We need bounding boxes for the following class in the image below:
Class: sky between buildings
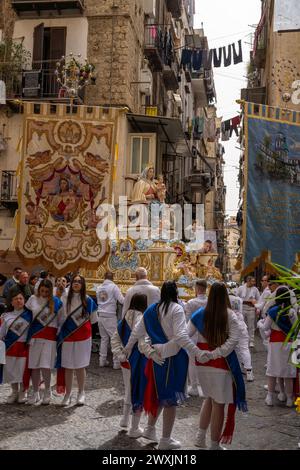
[194,0,261,216]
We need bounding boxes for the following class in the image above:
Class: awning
[127,113,192,157]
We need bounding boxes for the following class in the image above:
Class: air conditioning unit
[143,0,156,18]
[139,68,152,96]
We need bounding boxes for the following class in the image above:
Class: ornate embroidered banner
[16,103,116,274]
[243,102,300,269]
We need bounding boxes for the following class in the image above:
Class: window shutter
[32,23,44,69]
[49,27,66,65]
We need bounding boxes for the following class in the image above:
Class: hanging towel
[202,49,213,69]
[181,49,193,69]
[192,50,203,71]
[223,45,232,67]
[232,40,243,65]
[230,116,241,137]
[213,48,223,68]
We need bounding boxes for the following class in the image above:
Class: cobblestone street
[0,336,299,451]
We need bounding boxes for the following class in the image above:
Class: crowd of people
[0,267,299,450]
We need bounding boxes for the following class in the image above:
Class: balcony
[144,25,164,71]
[0,171,18,213]
[162,61,179,91]
[11,0,85,18]
[166,0,182,19]
[241,86,266,105]
[0,60,85,101]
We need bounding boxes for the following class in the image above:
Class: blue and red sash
[55,296,97,393]
[0,309,33,389]
[268,305,293,337]
[191,307,247,444]
[118,318,147,412]
[142,303,189,417]
[26,297,62,344]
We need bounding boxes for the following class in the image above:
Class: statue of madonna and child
[130,166,170,236]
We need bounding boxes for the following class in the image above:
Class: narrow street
[0,336,299,451]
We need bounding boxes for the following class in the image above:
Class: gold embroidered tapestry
[16,103,116,274]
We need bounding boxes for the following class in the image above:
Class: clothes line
[180,40,243,70]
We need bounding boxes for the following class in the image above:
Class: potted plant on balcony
[0,39,31,99]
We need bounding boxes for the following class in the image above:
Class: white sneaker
[18,390,28,404]
[249,341,255,348]
[158,437,181,450]
[195,431,207,449]
[76,392,85,406]
[246,370,254,382]
[6,392,19,404]
[265,393,274,406]
[277,393,287,403]
[142,425,158,442]
[187,385,199,397]
[113,363,121,370]
[128,427,144,439]
[42,389,52,405]
[61,394,72,406]
[286,397,294,408]
[99,359,109,368]
[120,415,130,428]
[28,392,41,405]
[209,444,226,450]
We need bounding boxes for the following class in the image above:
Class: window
[128,134,156,175]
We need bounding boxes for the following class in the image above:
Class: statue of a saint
[131,166,158,203]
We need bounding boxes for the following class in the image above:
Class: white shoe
[246,370,254,382]
[99,359,109,368]
[286,397,294,408]
[249,341,255,348]
[158,437,181,450]
[209,444,226,450]
[76,392,85,406]
[18,390,28,404]
[61,394,72,406]
[265,393,274,406]
[42,389,52,405]
[128,427,144,439]
[277,393,287,403]
[28,392,41,406]
[142,425,158,442]
[187,385,199,397]
[195,431,207,449]
[6,392,19,404]
[113,363,121,370]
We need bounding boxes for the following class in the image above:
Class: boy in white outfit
[96,272,124,369]
[228,288,254,382]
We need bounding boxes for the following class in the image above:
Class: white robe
[60,294,98,369]
[26,295,63,369]
[0,310,28,384]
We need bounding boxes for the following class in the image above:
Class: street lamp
[55,53,96,109]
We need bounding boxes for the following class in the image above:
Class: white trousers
[236,334,252,370]
[98,316,118,363]
[122,366,132,407]
[242,306,256,343]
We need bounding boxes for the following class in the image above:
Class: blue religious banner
[244,103,300,268]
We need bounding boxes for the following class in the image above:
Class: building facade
[0,0,225,277]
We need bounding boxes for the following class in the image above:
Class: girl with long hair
[57,275,97,406]
[111,293,160,438]
[26,280,63,405]
[258,286,297,407]
[187,282,245,450]
[123,281,208,450]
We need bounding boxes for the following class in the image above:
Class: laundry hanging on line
[181,39,243,70]
[221,115,241,141]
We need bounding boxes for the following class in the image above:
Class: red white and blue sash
[268,305,293,342]
[55,296,97,393]
[0,309,33,388]
[26,297,62,343]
